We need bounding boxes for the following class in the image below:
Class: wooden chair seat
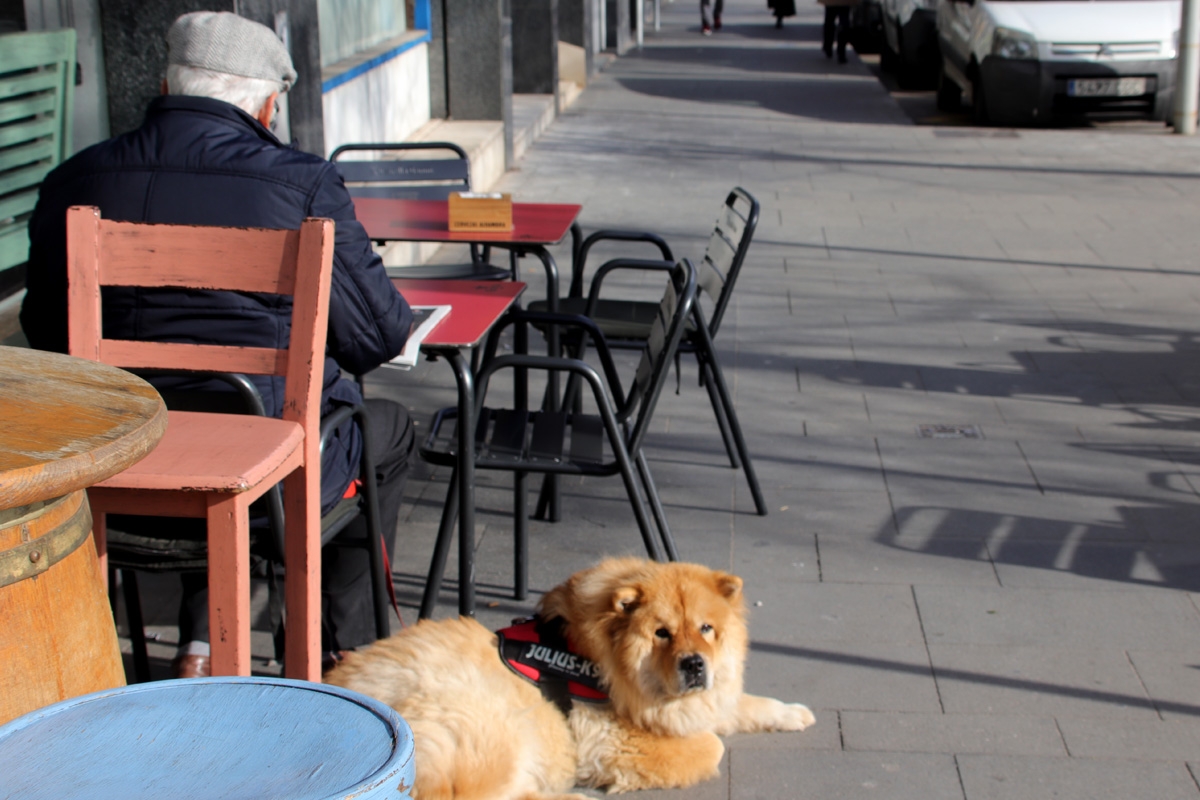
[94,411,303,494]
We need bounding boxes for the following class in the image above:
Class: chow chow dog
[325,557,815,799]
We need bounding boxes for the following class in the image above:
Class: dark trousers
[701,0,723,26]
[179,397,414,652]
[823,6,851,57]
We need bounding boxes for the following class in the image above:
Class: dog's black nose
[679,654,706,688]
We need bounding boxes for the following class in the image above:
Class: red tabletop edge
[393,279,526,349]
[356,198,581,245]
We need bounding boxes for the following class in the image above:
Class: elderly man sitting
[21,11,415,678]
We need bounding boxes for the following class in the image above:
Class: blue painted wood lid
[0,677,415,799]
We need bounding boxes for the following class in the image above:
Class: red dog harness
[496,616,608,714]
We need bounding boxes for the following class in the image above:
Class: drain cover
[917,424,983,439]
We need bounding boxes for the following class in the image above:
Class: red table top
[355,198,581,246]
[393,279,526,349]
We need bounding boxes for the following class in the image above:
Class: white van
[935,0,1181,125]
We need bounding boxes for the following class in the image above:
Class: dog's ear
[715,572,743,600]
[612,585,641,613]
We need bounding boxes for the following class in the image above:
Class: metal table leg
[437,347,476,617]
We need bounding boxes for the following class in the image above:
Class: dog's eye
[655,627,671,640]
[700,623,713,635]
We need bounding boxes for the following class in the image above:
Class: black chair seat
[527,297,702,342]
[424,407,617,474]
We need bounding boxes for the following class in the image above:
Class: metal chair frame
[536,187,767,516]
[416,259,698,618]
[330,141,510,281]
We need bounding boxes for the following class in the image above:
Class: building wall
[321,39,431,158]
[22,0,111,152]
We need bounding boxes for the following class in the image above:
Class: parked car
[935,0,1181,126]
[881,0,939,86]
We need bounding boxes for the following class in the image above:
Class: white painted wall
[322,42,431,158]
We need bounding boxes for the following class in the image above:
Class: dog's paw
[773,702,816,731]
[729,695,817,734]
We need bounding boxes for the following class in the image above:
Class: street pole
[1174,0,1200,133]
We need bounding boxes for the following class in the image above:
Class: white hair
[166,64,283,117]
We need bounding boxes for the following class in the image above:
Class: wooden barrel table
[0,345,167,726]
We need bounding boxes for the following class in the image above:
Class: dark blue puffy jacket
[21,94,413,512]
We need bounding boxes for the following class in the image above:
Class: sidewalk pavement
[133,0,1200,796]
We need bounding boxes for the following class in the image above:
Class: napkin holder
[448,192,514,232]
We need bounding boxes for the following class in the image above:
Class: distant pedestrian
[701,0,723,34]
[768,0,796,28]
[819,0,860,62]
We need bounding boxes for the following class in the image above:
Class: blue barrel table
[0,677,415,799]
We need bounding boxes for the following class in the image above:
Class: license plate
[1067,77,1147,97]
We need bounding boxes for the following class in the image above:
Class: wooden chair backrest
[697,187,759,338]
[0,29,76,277]
[330,141,472,201]
[65,205,336,429]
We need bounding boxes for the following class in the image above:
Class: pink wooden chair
[66,205,334,681]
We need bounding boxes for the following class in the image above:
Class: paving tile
[725,718,842,753]
[732,488,895,542]
[928,644,1159,719]
[876,437,1041,496]
[841,711,1066,757]
[914,585,1200,649]
[1058,716,1200,761]
[817,531,1000,587]
[730,750,964,800]
[747,639,942,714]
[957,755,1200,800]
[1127,649,1200,722]
[744,582,925,646]
[991,540,1200,593]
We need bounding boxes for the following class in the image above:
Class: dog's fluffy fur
[325,558,815,799]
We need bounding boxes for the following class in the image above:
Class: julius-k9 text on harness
[496,616,608,714]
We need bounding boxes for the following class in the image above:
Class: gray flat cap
[168,11,297,91]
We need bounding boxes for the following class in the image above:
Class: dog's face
[540,558,750,734]
[609,567,742,697]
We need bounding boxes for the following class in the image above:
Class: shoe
[824,47,833,58]
[775,17,783,29]
[713,13,721,30]
[171,653,211,679]
[701,23,712,35]
[838,52,847,64]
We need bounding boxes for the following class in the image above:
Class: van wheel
[971,75,989,125]
[936,64,961,111]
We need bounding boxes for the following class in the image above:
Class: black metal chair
[330,141,511,281]
[416,259,699,618]
[529,188,767,516]
[108,373,392,682]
